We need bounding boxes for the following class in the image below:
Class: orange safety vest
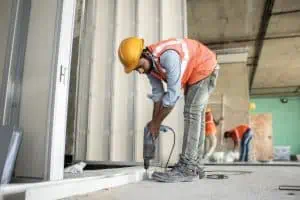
[230,124,250,142]
[147,38,217,88]
[205,111,217,136]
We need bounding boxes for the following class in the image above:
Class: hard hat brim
[124,65,136,73]
[119,38,144,74]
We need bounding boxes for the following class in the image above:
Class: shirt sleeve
[147,74,165,102]
[160,50,181,107]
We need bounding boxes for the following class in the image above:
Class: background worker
[118,37,219,182]
[204,107,223,160]
[224,124,253,162]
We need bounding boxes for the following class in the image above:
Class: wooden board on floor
[250,114,273,161]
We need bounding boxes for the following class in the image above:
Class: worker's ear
[141,48,152,58]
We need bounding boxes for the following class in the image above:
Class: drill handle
[144,124,172,141]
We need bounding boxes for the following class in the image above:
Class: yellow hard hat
[118,37,144,74]
[249,102,256,111]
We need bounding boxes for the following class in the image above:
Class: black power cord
[163,126,176,170]
[154,127,253,179]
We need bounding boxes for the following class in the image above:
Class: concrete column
[209,60,250,151]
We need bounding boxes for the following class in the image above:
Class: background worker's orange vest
[205,111,217,136]
[230,124,250,142]
[147,38,217,88]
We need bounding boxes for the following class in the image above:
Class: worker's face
[136,58,151,74]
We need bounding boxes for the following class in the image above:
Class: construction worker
[118,37,219,182]
[224,124,253,162]
[204,107,223,160]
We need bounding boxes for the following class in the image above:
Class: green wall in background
[250,97,300,155]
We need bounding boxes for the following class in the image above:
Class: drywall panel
[86,0,116,161]
[15,0,58,179]
[74,0,96,161]
[250,114,273,161]
[66,0,86,156]
[134,0,160,162]
[66,37,79,156]
[251,97,300,154]
[0,0,12,95]
[87,0,187,165]
[110,0,137,161]
[158,0,187,165]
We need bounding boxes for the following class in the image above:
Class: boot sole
[152,173,197,183]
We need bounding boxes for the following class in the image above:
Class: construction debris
[64,162,87,175]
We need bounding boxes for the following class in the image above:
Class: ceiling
[187,0,300,97]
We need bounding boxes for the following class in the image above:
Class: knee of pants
[183,111,201,121]
[184,106,205,121]
[184,104,205,114]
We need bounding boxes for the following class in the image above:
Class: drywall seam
[110,0,119,160]
[182,0,188,37]
[133,0,139,161]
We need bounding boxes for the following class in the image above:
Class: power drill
[143,125,170,170]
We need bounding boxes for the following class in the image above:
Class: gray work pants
[180,65,219,170]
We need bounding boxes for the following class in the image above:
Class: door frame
[45,0,77,181]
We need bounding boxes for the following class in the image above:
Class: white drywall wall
[86,0,187,165]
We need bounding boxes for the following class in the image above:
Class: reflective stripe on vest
[151,39,190,82]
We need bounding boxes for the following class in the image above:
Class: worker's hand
[147,121,160,138]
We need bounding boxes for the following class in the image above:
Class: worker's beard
[141,50,154,74]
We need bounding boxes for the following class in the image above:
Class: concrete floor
[65,166,300,200]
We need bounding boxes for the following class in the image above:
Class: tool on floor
[205,170,252,175]
[143,125,175,170]
[279,185,300,191]
[206,174,228,179]
[204,170,252,180]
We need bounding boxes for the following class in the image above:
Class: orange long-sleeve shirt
[230,124,250,142]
